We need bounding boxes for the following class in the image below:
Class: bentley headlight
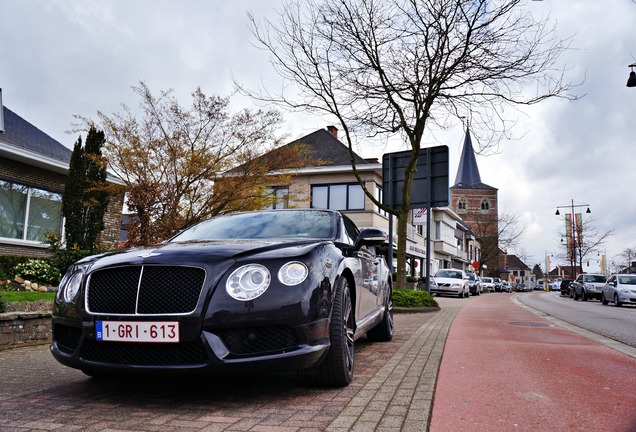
[278,262,309,286]
[226,264,271,301]
[56,264,90,303]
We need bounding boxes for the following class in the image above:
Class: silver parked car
[601,274,636,307]
[570,273,607,301]
[431,269,470,298]
[481,277,495,292]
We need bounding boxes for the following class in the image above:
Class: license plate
[96,321,179,343]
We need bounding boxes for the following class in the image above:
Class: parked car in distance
[550,280,561,291]
[559,279,574,297]
[493,277,502,292]
[514,283,527,292]
[431,269,470,298]
[601,274,636,307]
[50,209,393,387]
[481,277,495,292]
[467,272,481,296]
[570,273,608,301]
[500,281,511,293]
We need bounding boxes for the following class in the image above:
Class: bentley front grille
[86,266,206,315]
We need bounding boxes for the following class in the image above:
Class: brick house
[256,125,480,277]
[0,89,123,258]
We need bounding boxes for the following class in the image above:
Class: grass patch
[393,289,438,308]
[1,291,55,302]
[1,290,55,313]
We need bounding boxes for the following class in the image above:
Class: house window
[266,186,289,209]
[311,184,364,210]
[0,180,63,243]
[374,184,387,216]
[480,198,490,211]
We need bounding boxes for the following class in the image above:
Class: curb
[394,306,440,314]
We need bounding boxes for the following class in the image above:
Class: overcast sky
[2,0,636,274]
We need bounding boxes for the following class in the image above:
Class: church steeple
[454,129,481,186]
[452,129,495,190]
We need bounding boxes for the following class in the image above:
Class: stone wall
[0,311,52,349]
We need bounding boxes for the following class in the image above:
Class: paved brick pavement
[0,299,464,432]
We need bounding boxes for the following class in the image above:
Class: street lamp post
[555,199,591,279]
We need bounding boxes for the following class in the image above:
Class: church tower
[450,129,500,276]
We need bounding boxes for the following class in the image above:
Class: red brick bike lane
[429,293,636,432]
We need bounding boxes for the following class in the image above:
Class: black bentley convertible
[50,209,393,387]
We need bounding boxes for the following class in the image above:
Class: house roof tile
[1,106,71,163]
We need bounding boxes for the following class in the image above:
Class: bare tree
[77,82,309,246]
[461,210,523,277]
[616,247,636,272]
[245,0,579,288]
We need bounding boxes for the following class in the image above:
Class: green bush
[0,255,29,276]
[12,259,62,286]
[393,289,438,308]
[0,294,6,313]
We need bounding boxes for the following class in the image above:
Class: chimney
[327,125,338,138]
[0,88,4,133]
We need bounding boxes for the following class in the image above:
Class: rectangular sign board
[382,146,449,209]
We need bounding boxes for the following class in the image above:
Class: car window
[584,275,607,283]
[171,210,336,241]
[341,215,360,244]
[435,270,461,278]
[618,275,636,285]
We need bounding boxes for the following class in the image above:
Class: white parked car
[481,277,495,292]
[431,269,470,298]
[500,281,512,293]
[601,274,636,307]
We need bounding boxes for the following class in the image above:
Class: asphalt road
[516,290,636,348]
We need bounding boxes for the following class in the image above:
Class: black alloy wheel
[313,276,354,387]
[366,288,393,342]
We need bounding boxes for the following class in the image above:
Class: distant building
[505,254,532,287]
[449,129,499,276]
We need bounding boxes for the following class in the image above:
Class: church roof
[451,129,497,191]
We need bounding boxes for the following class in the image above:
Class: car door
[341,216,379,320]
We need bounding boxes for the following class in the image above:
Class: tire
[573,289,579,300]
[366,288,393,342]
[601,293,609,305]
[581,291,588,301]
[313,277,355,387]
[614,293,623,307]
